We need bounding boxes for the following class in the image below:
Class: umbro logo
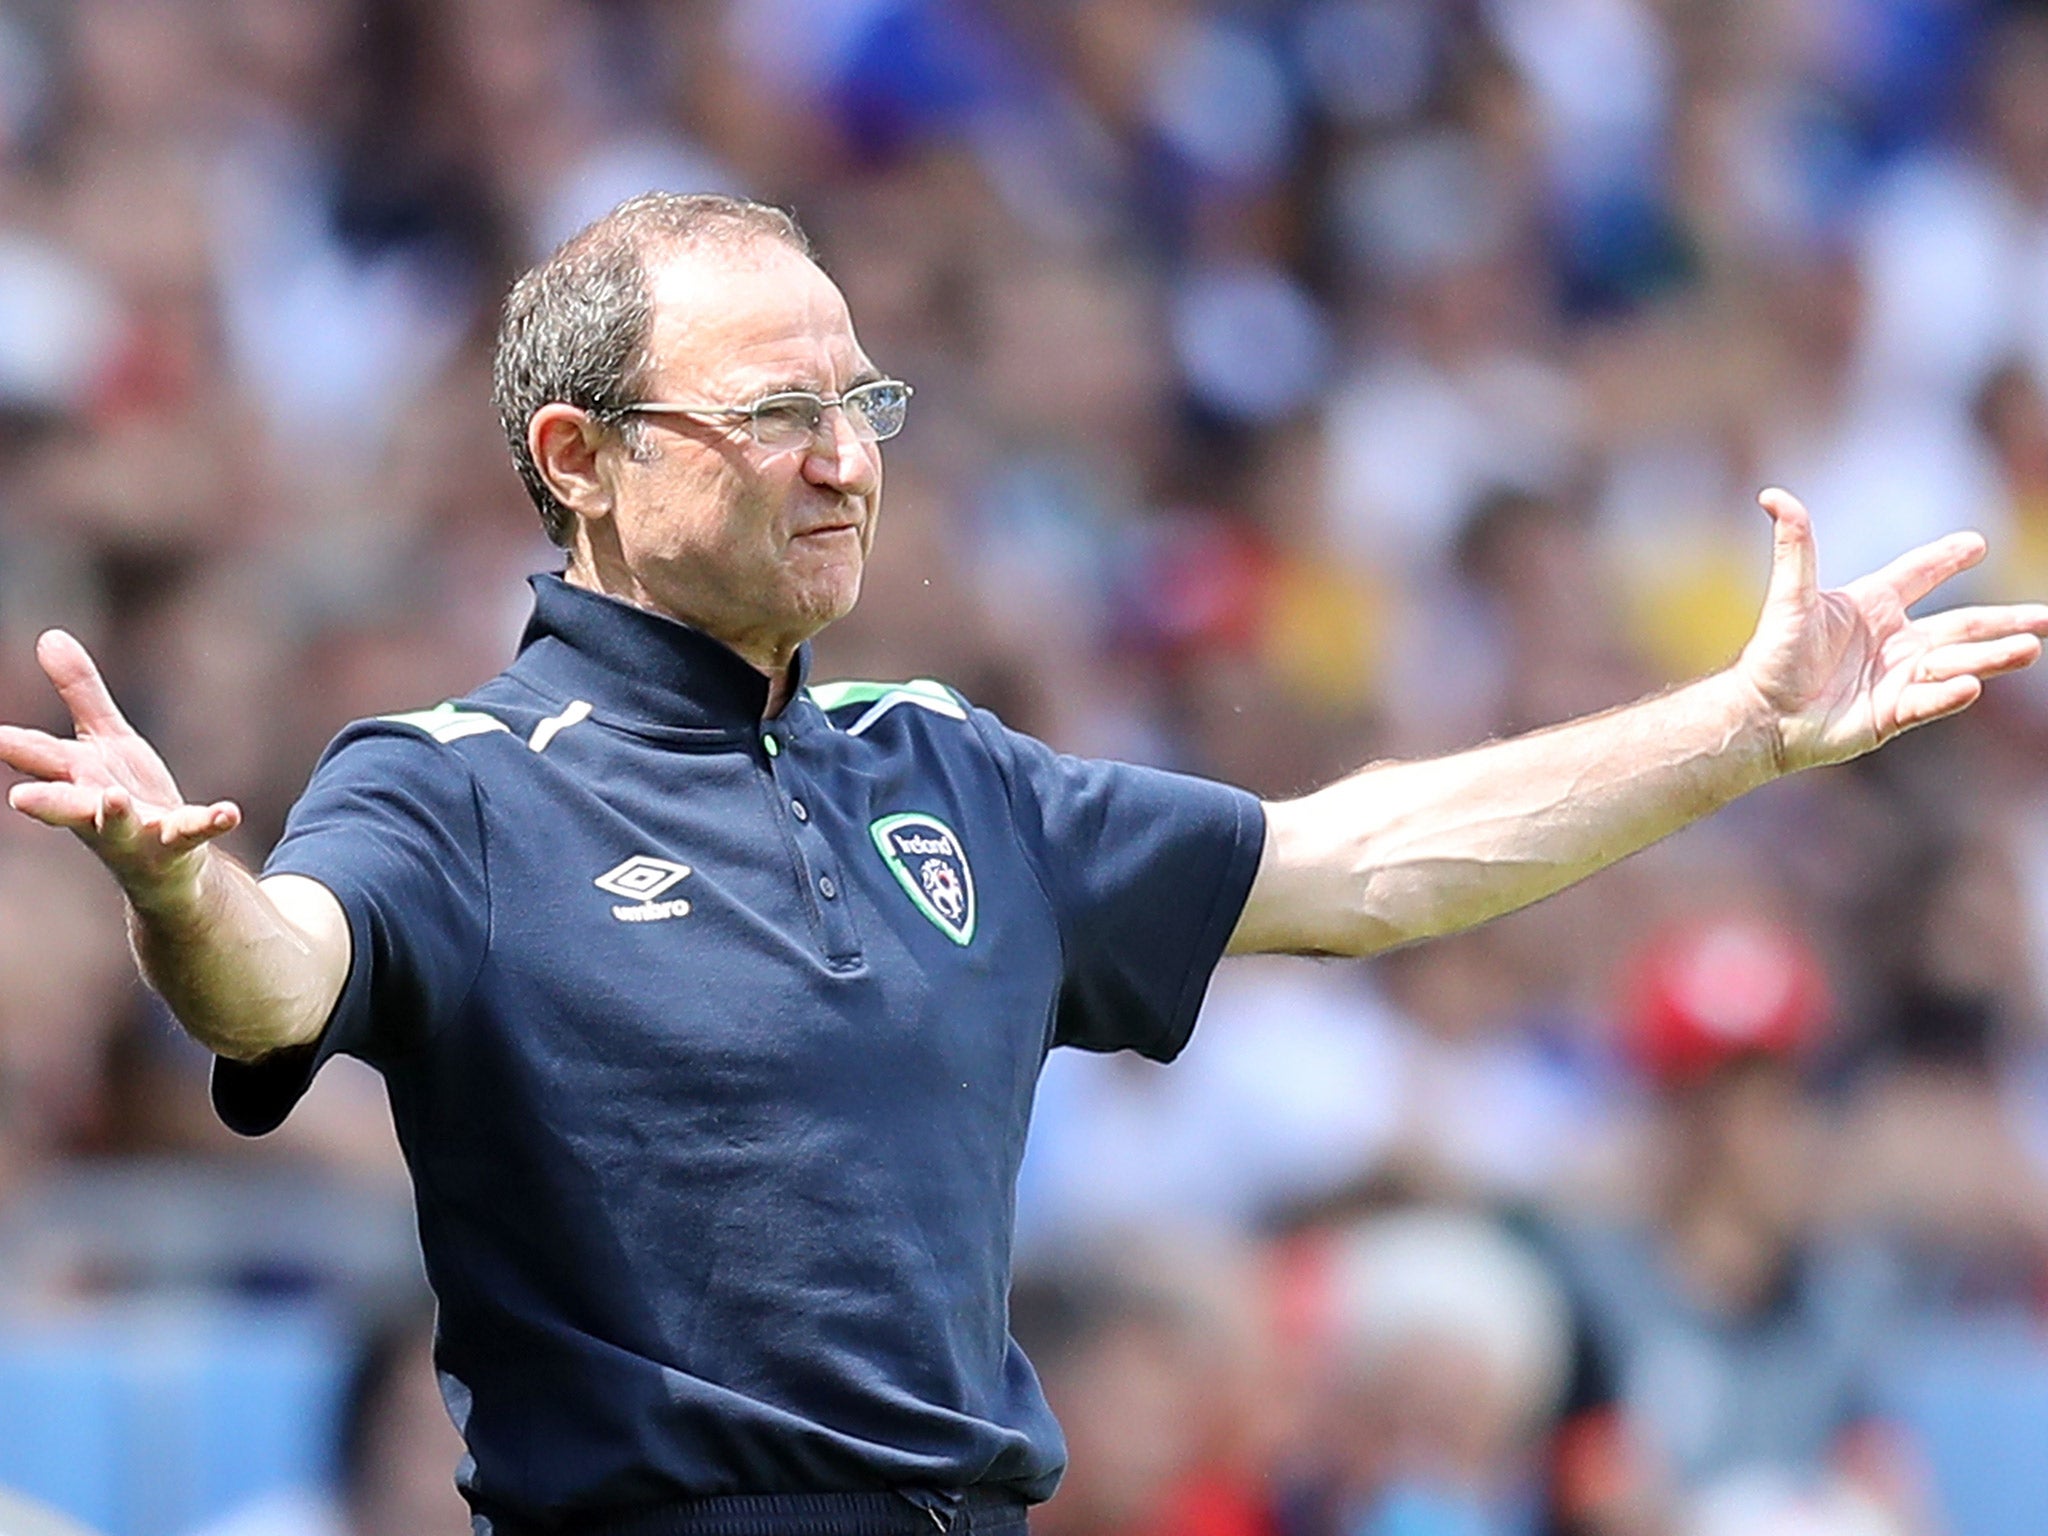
[595,855,692,922]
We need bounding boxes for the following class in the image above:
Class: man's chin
[790,566,864,635]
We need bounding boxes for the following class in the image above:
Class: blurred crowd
[5,0,2048,1532]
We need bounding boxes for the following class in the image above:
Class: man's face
[592,240,884,663]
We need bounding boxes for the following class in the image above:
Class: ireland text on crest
[869,813,976,945]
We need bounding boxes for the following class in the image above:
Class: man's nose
[802,406,880,495]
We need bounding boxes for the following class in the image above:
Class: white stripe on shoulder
[528,699,593,753]
[846,690,967,736]
[809,678,967,736]
[378,703,512,745]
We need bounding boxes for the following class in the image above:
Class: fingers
[6,778,104,829]
[1757,487,1817,611]
[1914,603,2048,647]
[0,724,77,780]
[1756,488,1997,617]
[1895,676,1983,732]
[1915,634,2044,684]
[35,629,135,739]
[98,786,240,849]
[95,782,140,838]
[1849,531,1988,612]
[7,777,239,853]
[1885,625,2043,735]
[154,799,241,851]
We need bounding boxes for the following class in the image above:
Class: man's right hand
[1,629,242,909]
[3,629,347,1061]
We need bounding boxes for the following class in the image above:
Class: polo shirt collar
[513,573,811,729]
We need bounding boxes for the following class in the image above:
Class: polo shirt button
[791,799,809,822]
[763,734,781,758]
[818,875,837,900]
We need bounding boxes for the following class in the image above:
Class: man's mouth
[792,519,861,541]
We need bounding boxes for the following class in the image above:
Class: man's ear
[529,405,617,522]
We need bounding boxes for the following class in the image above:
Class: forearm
[125,853,345,1062]
[1237,671,1779,955]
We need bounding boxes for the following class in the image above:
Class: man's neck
[563,558,798,717]
[761,664,800,718]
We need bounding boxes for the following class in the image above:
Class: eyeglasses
[616,379,913,451]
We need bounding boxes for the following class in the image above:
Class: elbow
[155,993,329,1064]
[1237,797,1410,957]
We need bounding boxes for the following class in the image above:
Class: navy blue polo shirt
[213,575,1265,1525]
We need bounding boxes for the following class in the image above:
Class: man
[2,192,2045,1534]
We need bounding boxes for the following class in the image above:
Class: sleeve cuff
[209,880,376,1136]
[1150,787,1267,1064]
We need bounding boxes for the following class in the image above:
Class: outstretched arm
[1229,490,2048,957]
[0,630,347,1060]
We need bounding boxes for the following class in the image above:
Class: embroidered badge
[870,813,975,945]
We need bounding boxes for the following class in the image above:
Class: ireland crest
[870,813,975,945]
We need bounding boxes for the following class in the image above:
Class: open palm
[0,630,241,893]
[1736,489,2048,771]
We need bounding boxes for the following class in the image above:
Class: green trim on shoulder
[807,680,890,711]
[809,678,953,711]
[377,702,512,745]
[808,679,966,734]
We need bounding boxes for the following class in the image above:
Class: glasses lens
[845,381,910,441]
[749,393,826,448]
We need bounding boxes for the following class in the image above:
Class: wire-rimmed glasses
[617,379,913,452]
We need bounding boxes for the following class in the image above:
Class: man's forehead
[642,240,865,384]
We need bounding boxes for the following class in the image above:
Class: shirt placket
[759,723,862,967]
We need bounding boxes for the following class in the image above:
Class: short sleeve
[973,712,1265,1061]
[211,723,491,1136]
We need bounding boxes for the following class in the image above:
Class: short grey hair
[491,191,813,546]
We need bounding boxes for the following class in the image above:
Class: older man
[3,192,2045,1535]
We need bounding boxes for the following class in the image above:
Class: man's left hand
[1736,487,2048,773]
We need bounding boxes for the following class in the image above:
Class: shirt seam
[329,737,494,1060]
[963,707,1069,1031]
[464,753,494,1025]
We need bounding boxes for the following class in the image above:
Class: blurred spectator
[1834,833,2048,1320]
[1017,957,1409,1248]
[1973,358,2048,608]
[1547,915,1923,1536]
[182,1303,468,1536]
[1279,1204,1575,1536]
[1011,1246,1281,1536]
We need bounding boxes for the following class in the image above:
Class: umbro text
[612,899,692,923]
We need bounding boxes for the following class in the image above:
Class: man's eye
[752,397,822,440]
[848,384,907,430]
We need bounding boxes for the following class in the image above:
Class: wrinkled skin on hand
[0,629,242,904]
[1735,488,2048,772]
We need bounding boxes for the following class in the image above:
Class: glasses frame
[614,379,914,450]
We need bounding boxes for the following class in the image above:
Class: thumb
[37,628,135,739]
[1758,487,1817,613]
